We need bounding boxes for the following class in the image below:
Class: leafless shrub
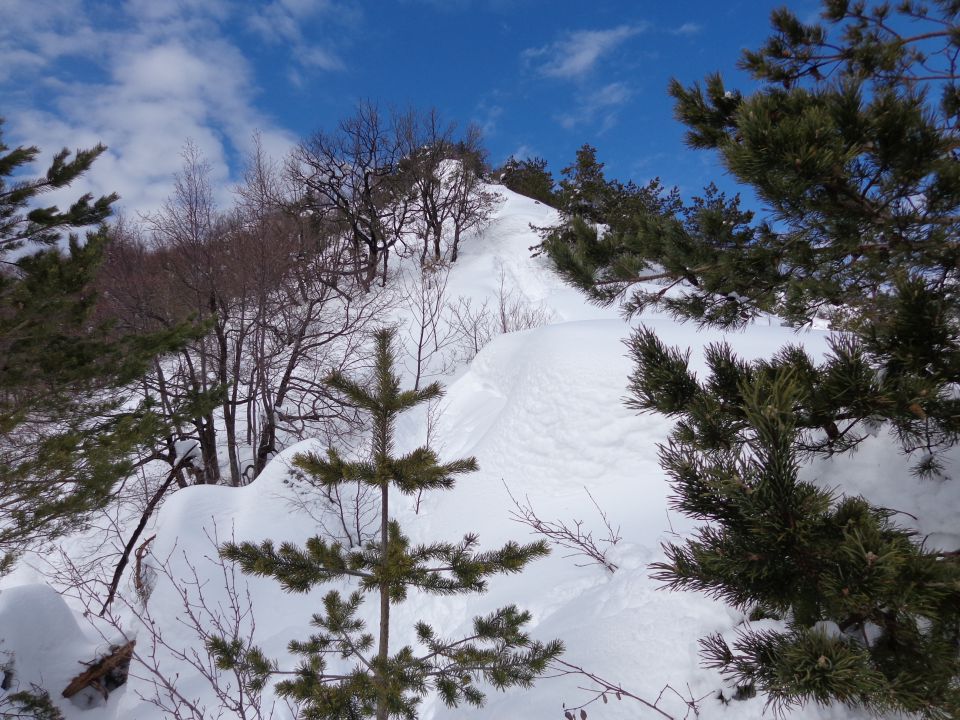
[281,465,379,549]
[40,524,294,720]
[491,263,553,335]
[446,295,494,362]
[504,483,621,573]
[120,527,288,720]
[448,263,553,362]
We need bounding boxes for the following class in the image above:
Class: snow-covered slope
[2,186,957,720]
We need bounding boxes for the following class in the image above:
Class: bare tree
[446,125,500,262]
[289,102,414,289]
[396,110,500,264]
[99,141,386,490]
[396,108,457,264]
[132,142,232,484]
[235,143,389,475]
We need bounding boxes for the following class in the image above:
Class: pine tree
[554,145,681,230]
[632,330,960,717]
[556,144,610,223]
[497,156,556,205]
[0,118,196,572]
[220,328,562,720]
[544,2,960,716]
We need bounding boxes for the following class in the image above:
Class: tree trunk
[432,220,443,261]
[221,367,242,486]
[420,234,429,265]
[364,243,379,290]
[376,479,390,720]
[198,414,221,484]
[451,226,461,263]
[375,403,391,720]
[254,410,277,478]
[180,347,221,484]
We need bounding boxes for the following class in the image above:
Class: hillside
[1,186,957,720]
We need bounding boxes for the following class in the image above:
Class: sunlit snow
[2,186,957,720]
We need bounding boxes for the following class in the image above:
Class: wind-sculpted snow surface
[2,185,957,720]
[0,585,105,714]
[111,315,847,720]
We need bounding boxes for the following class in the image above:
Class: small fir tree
[544,1,960,716]
[220,329,562,720]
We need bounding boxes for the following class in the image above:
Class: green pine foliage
[553,144,682,230]
[634,335,960,717]
[557,145,611,223]
[220,329,562,720]
[541,143,681,261]
[0,120,117,253]
[543,2,960,717]
[497,156,557,205]
[0,118,197,572]
[2,686,66,720]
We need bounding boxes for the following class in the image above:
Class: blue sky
[1,0,819,216]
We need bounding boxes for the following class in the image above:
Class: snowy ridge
[2,185,957,720]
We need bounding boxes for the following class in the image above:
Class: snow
[0,585,119,717]
[173,439,201,465]
[1,184,955,720]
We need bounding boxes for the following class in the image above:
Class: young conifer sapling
[219,328,562,719]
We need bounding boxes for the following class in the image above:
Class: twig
[504,482,620,573]
[550,659,710,720]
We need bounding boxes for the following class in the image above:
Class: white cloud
[523,24,645,80]
[590,81,632,107]
[300,46,345,71]
[509,144,536,161]
[123,0,232,25]
[556,81,633,132]
[1,0,298,217]
[398,0,525,11]
[474,98,504,137]
[0,0,101,81]
[247,0,347,72]
[671,22,702,36]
